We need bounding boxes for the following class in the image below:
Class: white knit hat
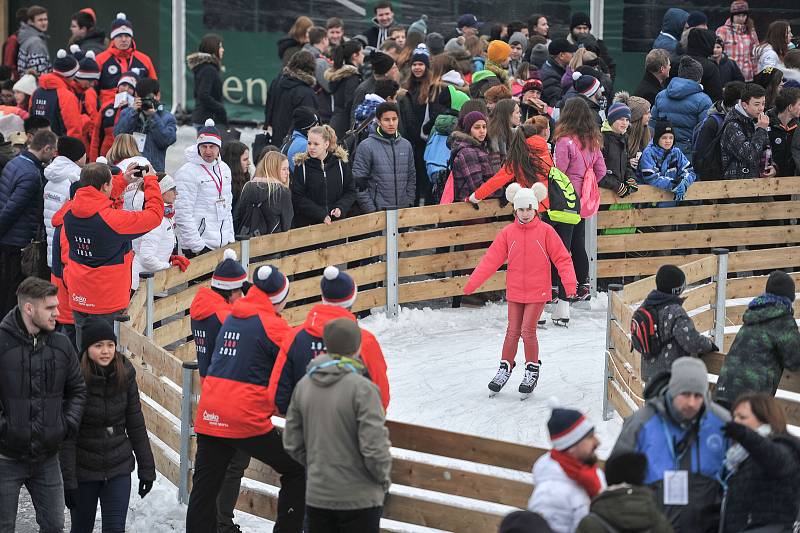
[159,175,176,194]
[12,74,37,96]
[506,182,548,211]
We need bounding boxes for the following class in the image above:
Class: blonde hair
[288,16,313,43]
[255,151,290,187]
[106,133,141,164]
[568,48,598,71]
[308,125,348,162]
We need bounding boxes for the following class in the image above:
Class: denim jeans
[69,474,131,533]
[0,453,65,533]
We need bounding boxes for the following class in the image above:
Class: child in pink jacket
[464,183,577,396]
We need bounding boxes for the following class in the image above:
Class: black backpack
[692,113,725,181]
[431,146,463,204]
[630,305,663,358]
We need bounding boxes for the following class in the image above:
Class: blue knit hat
[197,118,222,148]
[606,102,631,125]
[53,49,79,78]
[321,266,358,308]
[411,44,430,68]
[253,265,290,304]
[211,249,247,290]
[547,402,594,451]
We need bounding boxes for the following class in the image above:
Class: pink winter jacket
[464,217,577,303]
[553,137,606,202]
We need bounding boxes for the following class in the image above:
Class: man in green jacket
[715,270,800,408]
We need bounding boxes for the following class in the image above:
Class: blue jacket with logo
[612,373,730,532]
[0,152,45,247]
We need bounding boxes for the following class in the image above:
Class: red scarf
[550,449,603,498]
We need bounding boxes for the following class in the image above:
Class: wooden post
[712,248,729,351]
[604,284,623,421]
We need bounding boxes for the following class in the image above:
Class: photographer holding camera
[114,78,177,172]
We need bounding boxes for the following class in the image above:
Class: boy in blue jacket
[638,121,696,205]
[114,78,176,172]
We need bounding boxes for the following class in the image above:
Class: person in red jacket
[69,44,100,148]
[50,181,83,350]
[464,183,577,397]
[468,123,553,210]
[187,264,305,533]
[187,248,249,533]
[63,162,163,349]
[95,13,157,107]
[90,71,138,161]
[268,265,390,415]
[29,49,84,139]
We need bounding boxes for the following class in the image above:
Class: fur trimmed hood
[283,66,316,87]
[186,51,220,70]
[294,148,349,165]
[324,64,359,83]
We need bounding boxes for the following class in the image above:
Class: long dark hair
[199,33,223,61]
[332,40,362,70]
[221,141,251,202]
[403,57,432,105]
[762,20,791,60]
[553,98,603,151]
[503,126,546,186]
[81,349,128,391]
[488,99,518,155]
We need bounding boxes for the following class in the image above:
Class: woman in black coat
[327,40,364,140]
[290,125,356,228]
[188,33,227,128]
[264,51,318,150]
[235,151,293,236]
[60,320,156,533]
[722,393,800,533]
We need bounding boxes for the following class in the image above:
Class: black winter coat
[723,430,800,533]
[767,110,798,177]
[0,151,45,248]
[265,67,318,149]
[539,57,567,106]
[290,152,356,228]
[634,71,665,106]
[233,180,293,236]
[0,308,86,462]
[72,29,106,56]
[188,52,227,126]
[600,127,635,193]
[59,356,155,489]
[715,54,744,87]
[669,29,722,103]
[326,65,362,139]
[720,108,770,180]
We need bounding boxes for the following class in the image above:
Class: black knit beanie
[766,270,795,301]
[656,265,686,295]
[80,319,117,356]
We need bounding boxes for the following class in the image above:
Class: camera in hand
[133,165,148,178]
[140,97,157,112]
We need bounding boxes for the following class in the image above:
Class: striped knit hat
[110,12,133,39]
[321,266,358,308]
[197,118,222,148]
[211,249,247,290]
[70,45,101,80]
[53,49,79,78]
[548,403,594,451]
[253,265,290,304]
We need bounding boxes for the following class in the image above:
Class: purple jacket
[450,131,495,201]
[553,136,606,200]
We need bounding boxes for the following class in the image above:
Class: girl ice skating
[464,183,577,398]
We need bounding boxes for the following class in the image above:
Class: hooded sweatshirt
[43,156,82,267]
[283,353,392,510]
[679,29,722,102]
[190,287,233,378]
[16,22,50,75]
[30,73,84,138]
[652,9,689,54]
[173,144,235,253]
[269,304,390,415]
[64,174,163,315]
[194,287,292,439]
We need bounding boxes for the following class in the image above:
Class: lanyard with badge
[661,417,695,506]
[202,164,226,218]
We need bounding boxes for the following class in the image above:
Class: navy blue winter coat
[652,8,689,54]
[650,77,713,158]
[0,152,45,248]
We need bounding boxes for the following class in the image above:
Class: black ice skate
[488,360,514,396]
[519,362,541,399]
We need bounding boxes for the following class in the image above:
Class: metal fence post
[603,283,623,421]
[712,248,729,352]
[141,273,155,339]
[236,236,250,271]
[585,214,598,298]
[178,360,198,505]
[113,315,131,353]
[385,208,399,319]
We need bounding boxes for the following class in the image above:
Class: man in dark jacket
[0,129,57,316]
[539,38,577,106]
[114,77,177,172]
[767,87,800,177]
[354,102,415,212]
[363,0,395,48]
[69,9,106,55]
[0,277,87,532]
[612,357,729,533]
[350,51,399,125]
[635,49,671,106]
[720,82,771,180]
[652,8,689,54]
[264,51,318,148]
[670,28,722,103]
[715,271,800,408]
[566,12,616,79]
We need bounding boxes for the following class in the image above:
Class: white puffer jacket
[131,214,177,290]
[527,452,606,533]
[43,156,81,267]
[173,145,234,253]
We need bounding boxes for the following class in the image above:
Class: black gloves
[722,421,748,443]
[184,247,213,260]
[616,180,638,198]
[64,488,78,510]
[139,479,153,498]
[498,193,509,208]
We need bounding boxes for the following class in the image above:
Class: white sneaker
[552,299,570,327]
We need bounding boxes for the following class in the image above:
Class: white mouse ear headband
[506,182,548,210]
